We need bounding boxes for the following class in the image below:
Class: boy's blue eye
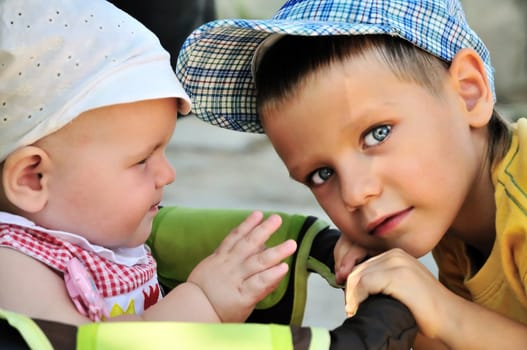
[364,125,391,147]
[310,167,333,185]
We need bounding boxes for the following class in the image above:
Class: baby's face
[37,98,178,248]
[263,54,486,258]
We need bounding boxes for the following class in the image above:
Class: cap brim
[176,19,388,133]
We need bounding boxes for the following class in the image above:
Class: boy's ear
[2,146,51,213]
[448,48,494,128]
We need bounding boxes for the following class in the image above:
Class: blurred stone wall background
[462,0,527,116]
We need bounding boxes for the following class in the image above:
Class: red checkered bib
[0,220,162,319]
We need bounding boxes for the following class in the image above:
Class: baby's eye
[136,150,158,166]
[310,167,334,185]
[136,154,152,166]
[364,125,391,147]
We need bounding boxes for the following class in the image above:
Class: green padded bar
[147,206,332,325]
[0,308,54,350]
[1,307,331,350]
[77,321,329,350]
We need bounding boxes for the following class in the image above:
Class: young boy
[176,0,527,348]
[0,0,297,325]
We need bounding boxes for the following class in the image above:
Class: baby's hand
[334,235,369,285]
[187,211,297,322]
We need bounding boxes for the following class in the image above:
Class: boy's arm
[345,248,527,349]
[433,293,527,349]
[413,332,449,350]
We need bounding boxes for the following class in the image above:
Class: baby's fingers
[253,238,297,271]
[238,238,296,291]
[240,262,291,303]
[227,214,284,257]
[216,211,268,253]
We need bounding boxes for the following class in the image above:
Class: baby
[0,0,295,325]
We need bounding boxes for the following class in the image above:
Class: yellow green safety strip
[0,308,54,350]
[0,309,332,350]
[78,322,300,350]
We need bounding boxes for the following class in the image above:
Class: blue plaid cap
[176,0,495,133]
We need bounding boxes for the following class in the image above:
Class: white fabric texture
[0,0,191,161]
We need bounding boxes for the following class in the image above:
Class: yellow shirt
[433,118,527,324]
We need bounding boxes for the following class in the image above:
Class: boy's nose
[340,167,381,211]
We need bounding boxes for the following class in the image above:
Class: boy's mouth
[367,207,412,237]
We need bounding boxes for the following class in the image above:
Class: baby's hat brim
[176,0,494,134]
[0,0,191,161]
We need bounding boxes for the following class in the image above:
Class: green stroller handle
[147,206,339,325]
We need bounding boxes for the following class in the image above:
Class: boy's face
[36,98,178,249]
[263,54,486,258]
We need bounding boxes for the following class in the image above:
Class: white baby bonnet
[0,0,191,161]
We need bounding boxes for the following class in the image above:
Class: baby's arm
[0,211,296,325]
[0,247,89,325]
[0,246,217,324]
[344,248,527,349]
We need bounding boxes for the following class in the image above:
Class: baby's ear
[448,48,494,128]
[2,146,50,213]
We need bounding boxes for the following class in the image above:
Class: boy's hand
[334,235,369,285]
[186,211,297,322]
[343,249,527,349]
[344,248,453,340]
